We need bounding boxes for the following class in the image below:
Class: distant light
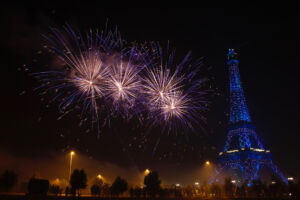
[97,174,103,180]
[70,151,75,156]
[289,193,292,196]
[195,182,199,185]
[288,177,294,181]
[271,181,276,184]
[251,148,265,152]
[144,169,150,176]
[226,149,239,153]
[231,180,236,184]
[175,183,180,187]
[205,161,210,165]
[53,178,60,185]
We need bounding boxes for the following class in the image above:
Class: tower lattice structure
[216,49,287,183]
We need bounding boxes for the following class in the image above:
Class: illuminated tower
[216,49,287,183]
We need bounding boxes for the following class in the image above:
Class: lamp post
[69,151,75,181]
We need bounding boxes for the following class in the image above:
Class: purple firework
[33,24,210,135]
[34,24,127,128]
[141,42,210,133]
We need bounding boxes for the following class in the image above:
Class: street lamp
[69,151,75,181]
[144,169,150,176]
[97,174,103,180]
[205,161,210,165]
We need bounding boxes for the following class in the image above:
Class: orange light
[97,174,102,179]
[144,169,150,176]
[205,161,210,165]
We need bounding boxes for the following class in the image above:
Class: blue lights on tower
[214,49,287,184]
[227,49,251,124]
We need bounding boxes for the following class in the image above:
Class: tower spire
[227,49,251,124]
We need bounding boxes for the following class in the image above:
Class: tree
[110,176,128,196]
[48,185,62,196]
[70,169,87,196]
[90,178,103,196]
[144,171,161,197]
[65,187,70,196]
[28,178,49,195]
[0,170,17,192]
[210,183,222,198]
[102,183,111,197]
[224,177,235,197]
[91,184,101,196]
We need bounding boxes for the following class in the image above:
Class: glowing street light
[69,151,75,181]
[205,161,210,165]
[231,180,236,184]
[144,169,150,176]
[195,182,199,186]
[175,183,180,187]
[288,177,294,181]
[97,174,103,180]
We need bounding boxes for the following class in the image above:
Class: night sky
[1,3,300,185]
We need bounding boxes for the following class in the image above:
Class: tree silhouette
[28,178,49,195]
[70,169,87,196]
[49,185,62,196]
[0,170,17,192]
[110,176,128,197]
[102,183,111,197]
[90,178,103,196]
[210,183,222,198]
[90,184,101,196]
[65,186,70,196]
[144,171,161,198]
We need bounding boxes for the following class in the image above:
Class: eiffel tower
[216,49,287,184]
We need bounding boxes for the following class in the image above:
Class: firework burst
[142,67,182,106]
[106,58,142,116]
[32,24,210,135]
[34,24,124,127]
[141,42,210,133]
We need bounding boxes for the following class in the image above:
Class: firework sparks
[141,42,210,133]
[142,67,182,106]
[32,25,210,134]
[107,61,140,103]
[34,24,124,128]
[104,58,142,118]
